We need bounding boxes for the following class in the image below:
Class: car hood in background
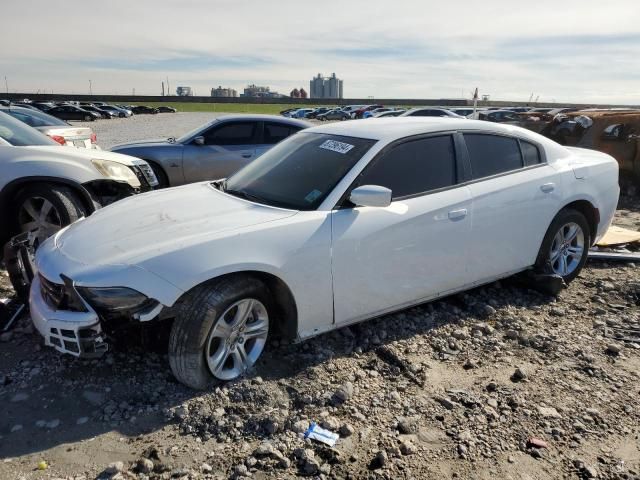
[7,145,142,166]
[55,182,298,266]
[111,139,175,150]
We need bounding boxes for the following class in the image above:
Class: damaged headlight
[91,159,141,188]
[76,286,151,313]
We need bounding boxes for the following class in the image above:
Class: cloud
[2,0,640,102]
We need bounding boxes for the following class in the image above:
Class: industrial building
[310,73,343,99]
[241,84,285,98]
[176,86,193,96]
[211,86,238,97]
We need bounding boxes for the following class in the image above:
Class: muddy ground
[1,196,639,480]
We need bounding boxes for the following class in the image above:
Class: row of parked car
[0,99,176,122]
[281,104,589,122]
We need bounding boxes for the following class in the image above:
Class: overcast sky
[2,0,640,103]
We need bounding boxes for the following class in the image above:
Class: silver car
[111,114,311,187]
[1,106,98,148]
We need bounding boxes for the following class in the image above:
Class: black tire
[83,115,92,121]
[147,161,169,188]
[13,184,87,246]
[169,276,271,390]
[3,235,36,301]
[534,208,590,284]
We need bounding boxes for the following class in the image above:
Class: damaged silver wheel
[205,298,269,381]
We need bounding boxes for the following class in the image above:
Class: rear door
[463,133,561,282]
[331,134,473,325]
[182,121,259,182]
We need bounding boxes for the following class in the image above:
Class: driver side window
[203,122,257,146]
[355,135,457,200]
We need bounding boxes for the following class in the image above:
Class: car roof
[215,114,312,128]
[303,117,569,150]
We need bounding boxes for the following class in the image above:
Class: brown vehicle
[522,109,640,178]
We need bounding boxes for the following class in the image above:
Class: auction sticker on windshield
[319,139,354,154]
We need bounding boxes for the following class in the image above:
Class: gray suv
[111,114,311,187]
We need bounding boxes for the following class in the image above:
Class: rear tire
[534,209,590,284]
[168,276,271,390]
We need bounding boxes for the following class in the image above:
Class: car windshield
[0,111,59,146]
[224,132,377,210]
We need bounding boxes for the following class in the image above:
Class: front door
[182,121,258,183]
[331,134,473,325]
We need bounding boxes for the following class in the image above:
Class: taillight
[90,133,97,144]
[50,135,66,146]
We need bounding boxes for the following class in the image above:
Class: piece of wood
[588,250,640,261]
[596,225,640,247]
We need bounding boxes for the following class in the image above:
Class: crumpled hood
[55,182,297,266]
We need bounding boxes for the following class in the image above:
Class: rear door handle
[540,183,555,193]
[241,153,253,158]
[448,208,468,220]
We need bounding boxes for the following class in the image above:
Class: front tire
[13,185,87,249]
[535,209,590,283]
[168,277,271,390]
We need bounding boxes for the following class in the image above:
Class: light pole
[4,76,8,95]
[89,79,92,95]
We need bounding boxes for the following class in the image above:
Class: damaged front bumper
[29,275,108,357]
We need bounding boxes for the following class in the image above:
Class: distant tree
[290,88,300,98]
[299,88,308,99]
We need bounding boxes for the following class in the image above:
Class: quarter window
[464,134,523,179]
[204,122,256,145]
[357,135,457,199]
[520,140,542,166]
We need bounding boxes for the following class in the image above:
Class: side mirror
[349,185,392,208]
[194,136,205,146]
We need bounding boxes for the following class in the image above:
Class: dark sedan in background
[131,105,159,115]
[47,105,101,121]
[111,115,310,187]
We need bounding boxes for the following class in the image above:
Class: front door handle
[241,153,253,158]
[448,208,468,220]
[540,183,555,193]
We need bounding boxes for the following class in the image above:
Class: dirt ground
[1,196,639,480]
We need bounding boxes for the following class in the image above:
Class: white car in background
[0,111,158,296]
[30,118,619,389]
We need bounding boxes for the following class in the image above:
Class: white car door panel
[464,134,561,282]
[331,187,473,324]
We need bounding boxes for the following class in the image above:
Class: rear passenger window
[264,123,298,144]
[205,122,256,145]
[464,134,522,179]
[357,135,456,199]
[520,140,542,166]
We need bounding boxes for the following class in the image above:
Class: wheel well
[186,271,299,340]
[561,200,599,245]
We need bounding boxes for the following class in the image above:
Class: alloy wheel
[548,222,585,277]
[205,298,269,380]
[17,197,63,248]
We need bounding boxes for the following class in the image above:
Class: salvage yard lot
[1,114,639,479]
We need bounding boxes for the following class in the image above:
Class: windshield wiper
[224,188,268,205]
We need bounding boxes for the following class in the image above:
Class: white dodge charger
[30,118,619,388]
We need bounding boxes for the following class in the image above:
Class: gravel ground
[0,116,639,479]
[83,113,223,150]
